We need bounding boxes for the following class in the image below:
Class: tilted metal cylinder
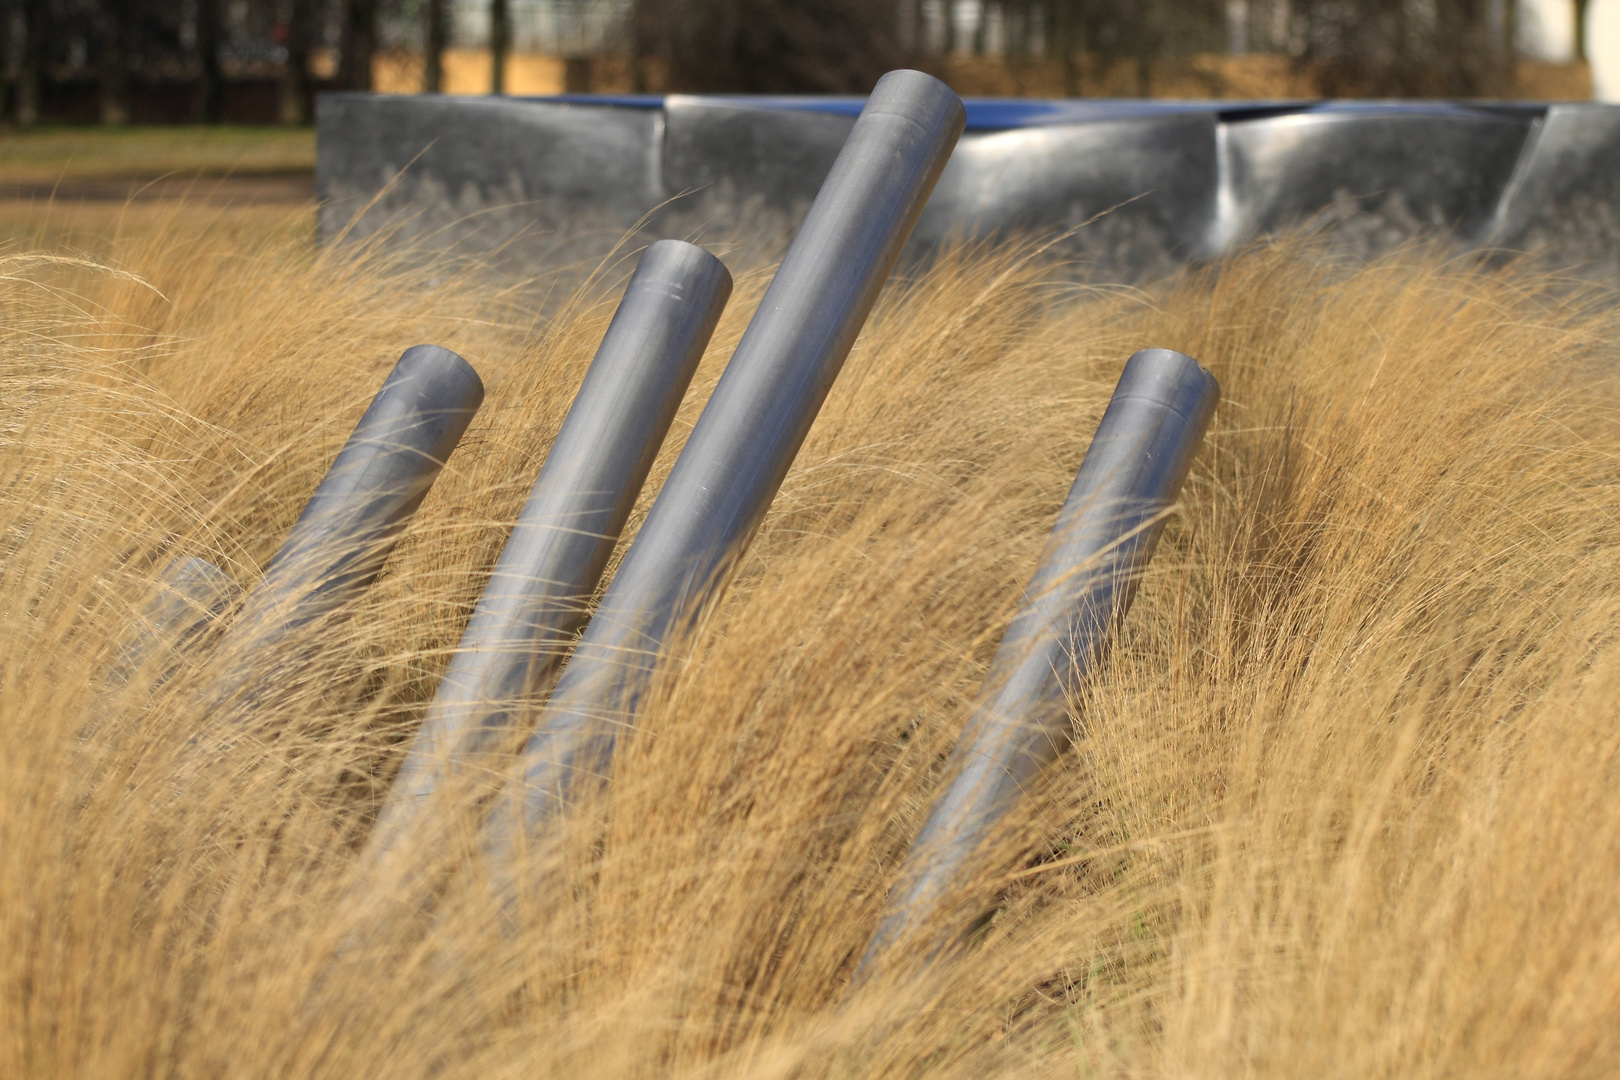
[154,556,242,621]
[492,69,966,841]
[106,557,241,691]
[364,240,732,860]
[212,344,484,701]
[857,347,1220,976]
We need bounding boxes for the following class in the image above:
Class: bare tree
[193,0,224,122]
[423,0,448,92]
[1003,0,1224,96]
[0,0,10,122]
[338,0,377,90]
[1297,0,1512,96]
[279,0,313,123]
[490,0,509,94]
[12,0,42,126]
[94,0,130,125]
[633,0,915,92]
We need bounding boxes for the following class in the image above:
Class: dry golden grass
[3,210,1620,1078]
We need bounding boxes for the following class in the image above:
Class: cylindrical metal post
[492,69,965,842]
[857,348,1219,977]
[211,344,484,706]
[364,241,732,861]
[106,557,241,691]
[91,558,241,742]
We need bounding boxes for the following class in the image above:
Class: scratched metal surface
[315,92,1620,279]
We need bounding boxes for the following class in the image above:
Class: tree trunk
[280,0,312,124]
[339,0,378,91]
[0,1,10,123]
[95,0,130,126]
[630,0,650,91]
[424,0,448,92]
[194,0,225,123]
[490,0,510,94]
[1055,2,1078,96]
[15,0,44,126]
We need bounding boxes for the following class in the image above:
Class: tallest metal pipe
[493,69,965,841]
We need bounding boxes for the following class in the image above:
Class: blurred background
[0,0,1613,128]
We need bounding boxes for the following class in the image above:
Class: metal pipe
[106,557,241,691]
[90,558,240,742]
[491,69,965,843]
[364,240,731,861]
[856,347,1220,978]
[212,344,484,704]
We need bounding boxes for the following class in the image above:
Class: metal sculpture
[209,344,484,710]
[484,68,966,849]
[364,240,731,862]
[105,557,241,693]
[856,347,1220,978]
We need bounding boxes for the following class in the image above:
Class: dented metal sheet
[316,91,1620,278]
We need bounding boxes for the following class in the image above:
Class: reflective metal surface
[1488,104,1620,274]
[915,112,1218,276]
[107,557,241,690]
[211,344,484,707]
[1209,105,1534,254]
[364,241,731,862]
[316,94,662,259]
[318,93,1620,279]
[662,95,854,218]
[857,348,1219,978]
[144,557,240,642]
[489,69,966,846]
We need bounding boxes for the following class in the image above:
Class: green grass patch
[0,125,315,183]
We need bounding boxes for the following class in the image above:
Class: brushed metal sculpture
[857,347,1220,979]
[485,69,967,854]
[364,240,732,864]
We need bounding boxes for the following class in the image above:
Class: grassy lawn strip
[0,125,315,183]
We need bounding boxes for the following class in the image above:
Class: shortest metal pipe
[209,345,484,708]
[106,557,241,690]
[856,347,1219,980]
[363,240,732,864]
[244,344,485,627]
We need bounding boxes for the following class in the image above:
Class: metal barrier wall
[318,90,1620,278]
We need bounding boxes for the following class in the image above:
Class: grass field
[3,156,1620,1078]
[0,125,315,183]
[0,126,315,253]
